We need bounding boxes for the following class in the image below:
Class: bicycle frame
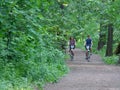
[86,46,90,61]
[69,49,74,61]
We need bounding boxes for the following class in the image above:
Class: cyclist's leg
[87,46,91,61]
[89,46,92,55]
[85,46,88,59]
[69,45,71,52]
[70,45,75,56]
[86,45,91,60]
[71,50,74,56]
[86,50,88,59]
[70,49,74,60]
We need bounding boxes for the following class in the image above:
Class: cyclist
[84,35,93,59]
[69,37,76,51]
[69,37,76,60]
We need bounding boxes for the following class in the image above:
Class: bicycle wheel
[70,54,74,61]
[69,50,74,61]
[86,51,90,62]
[88,51,90,61]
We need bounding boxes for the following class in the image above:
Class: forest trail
[44,48,120,90]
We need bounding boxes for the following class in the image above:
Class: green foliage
[103,55,119,65]
[1,0,120,89]
[97,46,119,65]
[0,0,69,90]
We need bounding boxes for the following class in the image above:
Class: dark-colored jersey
[69,39,75,45]
[86,38,92,46]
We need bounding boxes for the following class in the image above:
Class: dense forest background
[0,0,120,90]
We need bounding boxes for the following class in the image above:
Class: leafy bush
[103,55,119,65]
[0,0,69,90]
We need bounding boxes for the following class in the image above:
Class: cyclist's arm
[84,40,86,46]
[91,40,93,47]
[74,39,76,46]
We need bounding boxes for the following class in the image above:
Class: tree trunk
[97,24,107,50]
[106,24,113,56]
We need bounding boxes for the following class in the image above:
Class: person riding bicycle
[69,37,76,51]
[84,35,93,58]
[69,37,76,60]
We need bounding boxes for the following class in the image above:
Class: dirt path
[44,49,120,90]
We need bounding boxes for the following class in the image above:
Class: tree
[106,24,113,56]
[97,23,107,50]
[105,0,115,56]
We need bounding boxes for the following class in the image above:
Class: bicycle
[69,45,75,61]
[85,45,91,62]
[69,49,74,61]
